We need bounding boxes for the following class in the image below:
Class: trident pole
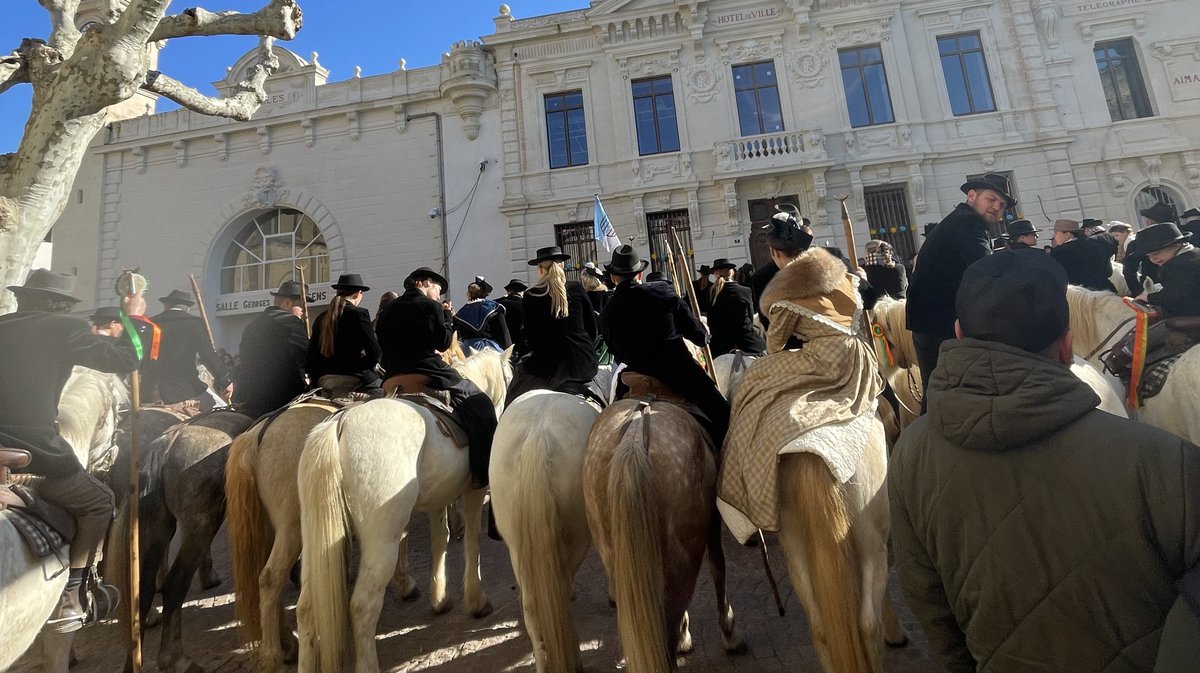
[835,195,861,273]
[127,368,142,673]
[295,265,311,337]
[666,228,718,383]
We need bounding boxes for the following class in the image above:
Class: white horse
[296,347,513,673]
[1067,285,1200,442]
[489,389,599,673]
[871,295,1128,419]
[0,367,129,672]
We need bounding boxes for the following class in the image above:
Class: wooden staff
[835,195,860,273]
[187,274,217,352]
[128,370,142,672]
[295,265,311,337]
[667,228,717,384]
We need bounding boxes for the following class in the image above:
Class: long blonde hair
[531,261,569,318]
[710,269,733,305]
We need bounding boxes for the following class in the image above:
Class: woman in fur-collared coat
[718,246,884,541]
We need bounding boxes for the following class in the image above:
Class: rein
[1083,315,1137,362]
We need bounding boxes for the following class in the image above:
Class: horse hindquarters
[777,453,879,673]
[585,405,673,673]
[492,394,593,673]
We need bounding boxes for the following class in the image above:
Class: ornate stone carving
[392,104,407,133]
[812,171,827,200]
[300,118,315,147]
[1141,155,1162,186]
[615,48,681,80]
[683,55,722,103]
[824,17,891,46]
[441,40,499,141]
[213,133,229,162]
[256,126,271,155]
[1033,1,1061,49]
[909,161,927,214]
[172,140,187,168]
[132,146,147,174]
[720,36,783,64]
[1106,160,1128,194]
[1183,151,1200,189]
[247,167,288,208]
[632,195,646,238]
[723,182,739,229]
[785,37,829,88]
[688,188,702,234]
[346,110,360,141]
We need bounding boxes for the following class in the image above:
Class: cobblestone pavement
[14,514,946,673]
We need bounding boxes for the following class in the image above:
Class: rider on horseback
[0,270,142,632]
[1138,222,1200,319]
[598,245,730,448]
[376,267,498,488]
[305,273,383,398]
[452,276,511,353]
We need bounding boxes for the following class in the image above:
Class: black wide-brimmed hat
[763,211,815,251]
[1182,207,1200,220]
[960,173,1016,206]
[1138,201,1178,224]
[1136,222,1192,253]
[528,246,571,266]
[644,271,668,283]
[471,276,493,296]
[89,306,122,324]
[604,245,649,275]
[270,280,314,301]
[503,278,527,293]
[1006,219,1039,238]
[405,267,448,290]
[8,268,82,303]
[697,264,711,275]
[331,273,370,292]
[711,258,738,272]
[159,289,194,307]
[957,249,1069,353]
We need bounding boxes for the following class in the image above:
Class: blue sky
[1,0,584,153]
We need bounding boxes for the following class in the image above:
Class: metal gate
[863,185,917,262]
[646,209,695,275]
[554,222,598,281]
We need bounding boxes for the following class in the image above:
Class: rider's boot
[45,585,86,633]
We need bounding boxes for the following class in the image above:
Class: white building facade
[51,0,1200,350]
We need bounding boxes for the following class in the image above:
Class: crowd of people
[1,167,1198,670]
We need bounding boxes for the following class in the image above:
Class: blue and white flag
[594,195,621,253]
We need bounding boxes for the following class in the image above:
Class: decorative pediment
[613,46,682,79]
[823,16,892,46]
[716,32,785,64]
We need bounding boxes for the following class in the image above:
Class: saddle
[397,394,469,446]
[1,447,76,558]
[1104,317,1200,402]
[620,371,689,406]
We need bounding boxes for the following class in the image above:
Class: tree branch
[141,37,279,122]
[1,39,64,96]
[0,50,29,96]
[151,0,303,42]
[38,0,82,55]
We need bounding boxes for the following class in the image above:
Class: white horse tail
[608,406,671,673]
[225,425,267,648]
[510,422,582,673]
[297,415,351,673]
[781,453,873,672]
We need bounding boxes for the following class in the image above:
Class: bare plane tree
[0,0,303,313]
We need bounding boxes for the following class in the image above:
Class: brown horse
[583,393,742,673]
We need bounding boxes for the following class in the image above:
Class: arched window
[220,209,329,293]
[1134,185,1183,223]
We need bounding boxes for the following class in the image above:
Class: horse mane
[452,347,514,409]
[58,367,130,468]
[868,296,917,370]
[1065,285,1131,359]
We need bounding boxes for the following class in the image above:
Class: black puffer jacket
[890,338,1200,673]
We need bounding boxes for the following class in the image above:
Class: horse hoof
[431,597,453,615]
[200,573,222,590]
[724,639,749,655]
[886,633,911,648]
[281,634,300,663]
[144,607,163,628]
[398,583,421,602]
[676,635,694,655]
[469,599,494,619]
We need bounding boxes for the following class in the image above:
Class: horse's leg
[428,507,452,614]
[460,486,493,618]
[351,525,406,673]
[39,631,73,673]
[882,594,909,647]
[157,513,223,673]
[676,610,693,654]
[706,513,745,653]
[199,547,221,590]
[259,530,302,671]
[390,528,420,601]
[448,497,465,541]
[140,503,176,629]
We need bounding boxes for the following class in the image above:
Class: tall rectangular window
[545,91,588,169]
[733,61,784,136]
[839,45,895,127]
[631,75,680,155]
[937,33,997,116]
[1094,39,1153,121]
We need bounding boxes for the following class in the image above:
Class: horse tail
[607,405,671,673]
[297,415,350,673]
[509,421,582,673]
[225,425,267,647]
[783,453,874,672]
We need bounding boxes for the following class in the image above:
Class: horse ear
[502,344,515,361]
[464,346,476,357]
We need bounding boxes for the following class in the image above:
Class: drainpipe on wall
[406,112,449,281]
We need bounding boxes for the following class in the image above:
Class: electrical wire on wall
[444,160,486,261]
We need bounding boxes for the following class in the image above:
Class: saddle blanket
[3,485,74,558]
[1140,354,1182,402]
[717,406,874,545]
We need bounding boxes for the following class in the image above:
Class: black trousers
[912,330,950,414]
[443,377,498,486]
